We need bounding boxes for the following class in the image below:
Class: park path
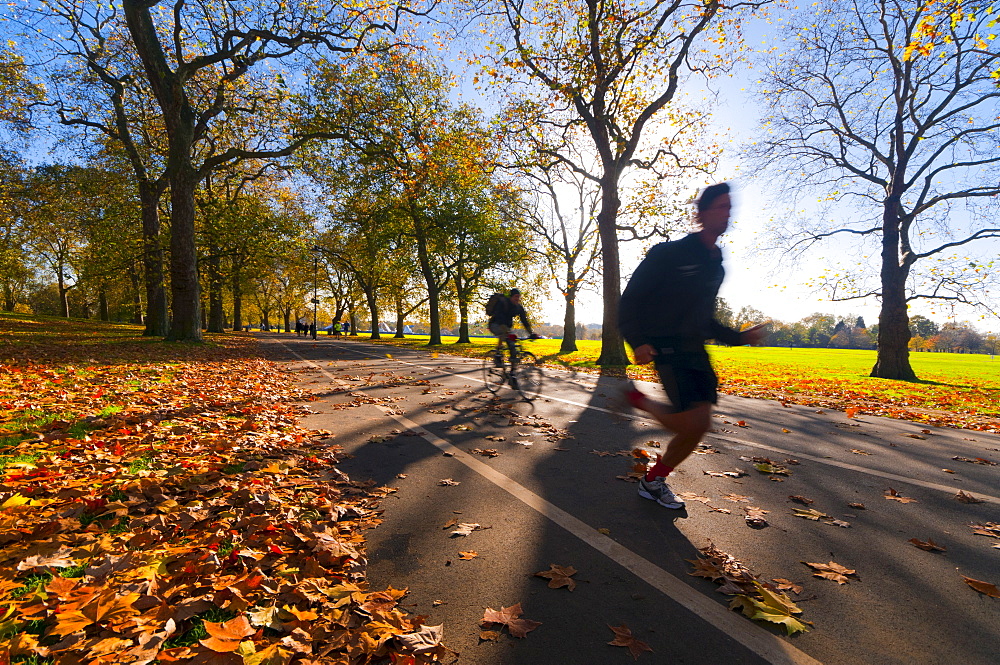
[260,333,1000,665]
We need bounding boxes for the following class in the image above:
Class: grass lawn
[335,332,1000,431]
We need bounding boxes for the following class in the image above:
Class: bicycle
[481,336,543,401]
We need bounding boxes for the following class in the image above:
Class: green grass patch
[9,573,53,599]
[0,451,44,474]
[127,453,155,474]
[164,607,239,648]
[347,334,1000,428]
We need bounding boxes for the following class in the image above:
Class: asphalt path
[259,333,1000,665]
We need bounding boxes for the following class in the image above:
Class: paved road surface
[260,334,1000,665]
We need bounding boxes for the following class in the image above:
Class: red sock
[645,456,674,481]
[625,388,647,410]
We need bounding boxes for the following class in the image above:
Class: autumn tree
[478,0,763,365]
[752,0,1000,380]
[14,1,173,334]
[0,153,32,312]
[299,52,522,345]
[112,0,435,341]
[313,184,405,341]
[518,165,601,353]
[21,165,91,317]
[0,43,44,131]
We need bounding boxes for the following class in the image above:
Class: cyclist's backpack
[485,293,507,317]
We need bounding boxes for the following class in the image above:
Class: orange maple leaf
[608,624,653,660]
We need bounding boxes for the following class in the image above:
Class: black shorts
[654,351,717,412]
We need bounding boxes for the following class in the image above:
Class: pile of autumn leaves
[0,338,446,664]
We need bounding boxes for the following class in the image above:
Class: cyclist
[487,288,538,365]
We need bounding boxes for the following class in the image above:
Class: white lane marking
[275,339,823,665]
[294,339,999,503]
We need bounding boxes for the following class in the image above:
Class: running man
[488,288,538,364]
[618,183,765,509]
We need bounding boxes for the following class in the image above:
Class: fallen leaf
[788,495,814,505]
[803,561,857,584]
[450,523,481,537]
[729,582,812,636]
[753,462,790,476]
[200,615,255,652]
[534,564,577,591]
[481,603,541,638]
[458,551,478,560]
[909,538,946,552]
[438,478,460,486]
[744,506,769,528]
[955,491,985,504]
[850,449,871,455]
[848,502,866,510]
[884,488,917,503]
[723,493,751,503]
[961,576,1000,598]
[772,578,803,595]
[676,492,712,505]
[607,624,653,660]
[826,519,851,528]
[792,508,828,521]
[970,522,1000,539]
[396,624,445,654]
[703,469,747,478]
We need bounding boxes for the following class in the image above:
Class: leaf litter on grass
[0,320,450,663]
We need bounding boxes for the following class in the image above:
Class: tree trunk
[165,164,201,340]
[283,307,291,332]
[560,285,578,353]
[349,310,359,336]
[870,196,917,381]
[129,267,144,324]
[456,297,470,344]
[366,289,380,339]
[98,286,109,321]
[394,301,406,339]
[595,179,629,366]
[206,250,225,333]
[232,264,243,332]
[57,266,70,318]
[139,182,168,336]
[124,2,200,341]
[414,231,442,346]
[3,285,14,312]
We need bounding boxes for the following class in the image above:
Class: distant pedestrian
[618,183,765,509]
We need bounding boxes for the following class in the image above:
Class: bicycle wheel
[481,354,505,393]
[512,363,543,401]
[519,351,538,365]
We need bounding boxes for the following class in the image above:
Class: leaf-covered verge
[0,314,446,664]
[353,334,1000,432]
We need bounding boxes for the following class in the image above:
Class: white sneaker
[638,476,685,509]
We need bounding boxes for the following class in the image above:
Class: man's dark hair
[697,182,731,212]
[508,288,521,296]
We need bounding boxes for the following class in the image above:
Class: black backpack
[485,293,507,317]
